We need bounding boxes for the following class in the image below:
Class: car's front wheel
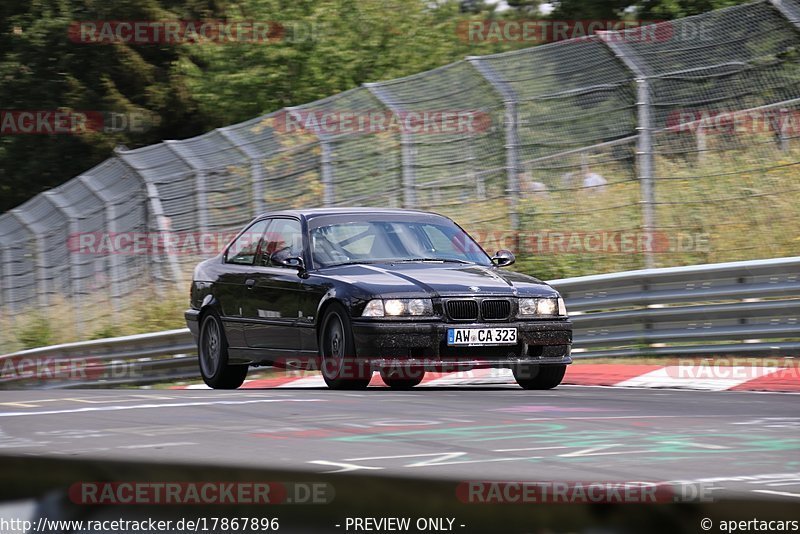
[198,312,248,389]
[513,364,566,390]
[320,304,371,390]
[380,367,425,389]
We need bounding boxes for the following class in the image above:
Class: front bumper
[351,319,572,367]
[185,309,200,339]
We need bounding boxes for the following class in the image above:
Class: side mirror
[276,255,305,271]
[491,249,516,267]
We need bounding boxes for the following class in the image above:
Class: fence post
[778,108,790,151]
[218,126,265,215]
[598,33,656,269]
[320,140,335,206]
[0,245,12,314]
[768,0,800,28]
[42,191,84,334]
[284,106,336,207]
[696,122,707,162]
[114,149,184,288]
[467,57,520,235]
[80,175,124,316]
[364,83,417,208]
[166,141,208,233]
[10,209,48,307]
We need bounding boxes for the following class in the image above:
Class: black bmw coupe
[185,208,572,390]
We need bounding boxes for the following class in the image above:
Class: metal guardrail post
[364,83,417,209]
[598,33,656,269]
[468,57,521,235]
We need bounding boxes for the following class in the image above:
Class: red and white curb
[177,364,800,392]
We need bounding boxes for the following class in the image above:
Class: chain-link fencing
[2,0,800,342]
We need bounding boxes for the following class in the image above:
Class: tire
[319,303,371,390]
[198,312,248,389]
[380,367,425,390]
[513,364,566,390]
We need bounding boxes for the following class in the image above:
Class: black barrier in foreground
[0,455,797,534]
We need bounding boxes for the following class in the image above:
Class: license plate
[447,327,517,346]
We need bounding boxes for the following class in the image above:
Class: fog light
[362,300,385,317]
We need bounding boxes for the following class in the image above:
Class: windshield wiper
[328,258,473,267]
[328,260,381,267]
[391,258,472,264]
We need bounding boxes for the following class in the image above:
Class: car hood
[321,262,558,298]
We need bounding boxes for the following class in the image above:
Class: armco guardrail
[1,257,798,388]
[0,328,196,388]
[553,256,800,359]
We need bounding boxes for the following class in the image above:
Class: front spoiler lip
[366,356,572,369]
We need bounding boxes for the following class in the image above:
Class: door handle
[245,279,256,289]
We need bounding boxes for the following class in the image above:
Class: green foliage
[0,0,760,213]
[0,288,187,351]
[89,323,122,340]
[178,0,506,126]
[0,0,208,212]
[15,313,53,349]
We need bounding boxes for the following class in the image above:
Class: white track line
[0,398,322,417]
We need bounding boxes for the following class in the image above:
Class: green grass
[1,288,187,353]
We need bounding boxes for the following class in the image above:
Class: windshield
[308,215,492,268]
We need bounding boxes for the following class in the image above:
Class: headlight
[518,297,564,317]
[362,298,433,317]
[384,299,405,316]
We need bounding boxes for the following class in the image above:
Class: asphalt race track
[1,385,799,500]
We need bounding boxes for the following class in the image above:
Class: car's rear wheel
[320,304,371,390]
[513,364,566,390]
[380,367,425,389]
[199,312,248,389]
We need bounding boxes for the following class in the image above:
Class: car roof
[255,207,447,221]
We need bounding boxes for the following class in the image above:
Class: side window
[225,220,269,265]
[260,218,303,268]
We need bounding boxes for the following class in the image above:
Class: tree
[0,0,212,212]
